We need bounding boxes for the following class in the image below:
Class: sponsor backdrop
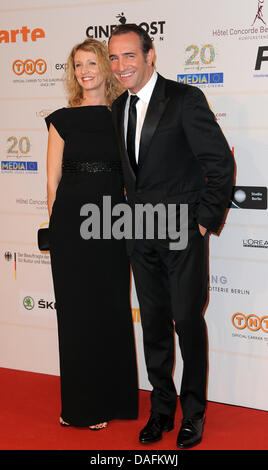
[0,0,268,411]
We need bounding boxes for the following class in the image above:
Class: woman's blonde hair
[65,38,123,107]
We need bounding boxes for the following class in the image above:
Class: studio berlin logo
[80,197,188,251]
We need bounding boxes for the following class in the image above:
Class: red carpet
[0,367,267,451]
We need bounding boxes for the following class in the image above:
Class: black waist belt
[62,160,122,174]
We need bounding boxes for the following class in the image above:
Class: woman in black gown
[45,38,138,429]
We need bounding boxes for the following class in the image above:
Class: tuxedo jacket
[112,73,234,246]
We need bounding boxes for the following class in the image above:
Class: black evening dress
[45,106,138,426]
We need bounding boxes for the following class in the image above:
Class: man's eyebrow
[109,52,136,58]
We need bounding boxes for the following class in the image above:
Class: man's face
[109,31,154,94]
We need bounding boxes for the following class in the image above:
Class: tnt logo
[232,312,268,333]
[12,59,47,75]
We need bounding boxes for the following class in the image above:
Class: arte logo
[232,312,268,333]
[0,26,45,43]
[12,59,47,75]
[177,73,224,87]
[86,12,165,41]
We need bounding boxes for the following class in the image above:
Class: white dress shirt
[124,70,158,163]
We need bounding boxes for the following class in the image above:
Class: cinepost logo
[86,12,165,41]
[232,313,268,333]
[12,59,47,75]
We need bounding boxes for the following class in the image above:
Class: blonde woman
[45,39,138,430]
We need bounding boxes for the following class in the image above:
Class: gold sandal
[89,422,108,431]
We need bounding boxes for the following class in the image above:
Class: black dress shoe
[176,415,205,449]
[139,412,174,444]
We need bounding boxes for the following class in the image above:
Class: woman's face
[74,49,105,95]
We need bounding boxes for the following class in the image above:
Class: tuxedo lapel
[138,74,169,169]
[114,91,136,182]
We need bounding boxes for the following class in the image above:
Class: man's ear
[146,48,155,67]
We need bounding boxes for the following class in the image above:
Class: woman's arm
[46,123,64,217]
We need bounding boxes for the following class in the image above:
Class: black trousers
[131,222,208,420]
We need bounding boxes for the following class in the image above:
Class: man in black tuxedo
[108,24,234,448]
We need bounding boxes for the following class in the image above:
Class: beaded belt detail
[62,160,122,174]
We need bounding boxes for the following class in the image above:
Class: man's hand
[198,224,207,237]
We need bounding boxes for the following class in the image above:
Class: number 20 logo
[185,44,216,66]
[7,136,31,155]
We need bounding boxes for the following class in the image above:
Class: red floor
[0,367,267,452]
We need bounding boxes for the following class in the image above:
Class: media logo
[230,186,267,209]
[12,59,47,75]
[1,161,38,173]
[232,312,268,333]
[0,26,45,44]
[86,13,165,42]
[177,72,224,88]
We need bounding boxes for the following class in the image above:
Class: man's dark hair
[109,23,153,60]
